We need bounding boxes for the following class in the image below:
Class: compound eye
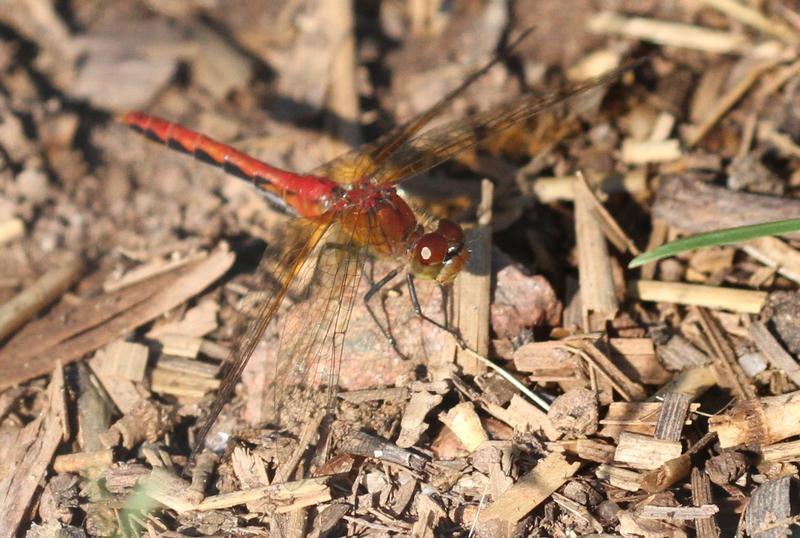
[436,219,464,243]
[415,233,448,266]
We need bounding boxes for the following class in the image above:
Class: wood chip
[0,364,66,536]
[439,402,488,452]
[744,476,793,538]
[475,452,580,535]
[0,247,234,389]
[749,320,800,388]
[614,431,683,470]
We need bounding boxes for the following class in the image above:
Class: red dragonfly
[124,40,641,461]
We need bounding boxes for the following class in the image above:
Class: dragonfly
[124,35,643,465]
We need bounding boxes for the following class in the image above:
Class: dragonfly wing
[192,216,332,458]
[268,211,369,428]
[309,31,533,185]
[370,60,642,186]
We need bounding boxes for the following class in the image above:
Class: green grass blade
[629,218,800,268]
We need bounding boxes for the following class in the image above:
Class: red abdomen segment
[122,112,338,217]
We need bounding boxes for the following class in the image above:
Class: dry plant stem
[710,391,800,447]
[565,341,647,401]
[748,321,800,388]
[459,345,551,410]
[275,410,325,484]
[638,504,719,520]
[628,280,766,314]
[699,0,798,45]
[0,255,84,341]
[588,11,750,53]
[696,307,756,400]
[574,172,618,330]
[453,179,493,374]
[640,219,668,281]
[576,171,640,255]
[102,250,207,292]
[757,121,800,159]
[686,58,784,147]
[320,0,361,155]
[199,476,333,513]
[0,363,67,537]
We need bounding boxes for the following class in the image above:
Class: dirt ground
[2,0,800,536]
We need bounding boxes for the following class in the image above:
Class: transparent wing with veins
[192,216,332,457]
[309,30,532,185]
[311,33,641,188]
[368,61,640,186]
[195,207,379,456]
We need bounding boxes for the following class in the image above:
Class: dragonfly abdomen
[122,112,337,217]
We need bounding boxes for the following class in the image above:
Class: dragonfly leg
[406,273,469,349]
[363,267,406,357]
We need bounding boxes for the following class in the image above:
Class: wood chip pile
[1,1,800,536]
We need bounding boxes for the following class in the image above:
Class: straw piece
[53,448,114,473]
[621,138,682,164]
[0,218,24,245]
[574,174,618,330]
[588,11,750,53]
[628,280,766,314]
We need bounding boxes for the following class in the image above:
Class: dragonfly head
[409,219,470,284]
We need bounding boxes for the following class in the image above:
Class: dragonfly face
[409,218,469,284]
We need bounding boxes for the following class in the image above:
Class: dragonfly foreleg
[363,267,406,358]
[406,273,469,350]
